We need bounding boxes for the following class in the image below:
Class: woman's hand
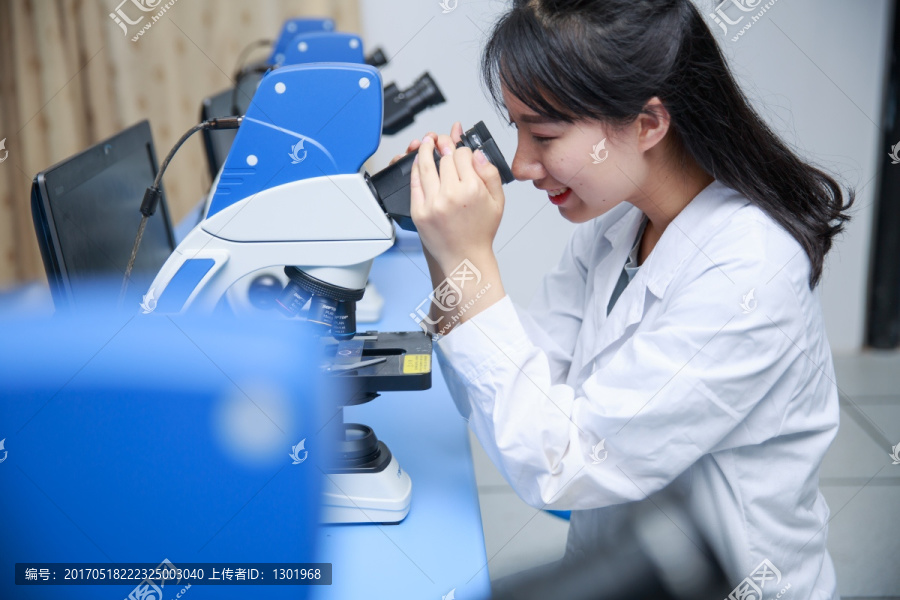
[409,122,506,274]
[389,130,441,165]
[392,123,508,336]
[390,129,453,288]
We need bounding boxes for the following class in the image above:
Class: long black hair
[482,0,854,289]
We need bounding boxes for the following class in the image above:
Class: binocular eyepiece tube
[369,121,514,231]
[382,73,446,136]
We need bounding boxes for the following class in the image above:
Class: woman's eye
[532,136,554,143]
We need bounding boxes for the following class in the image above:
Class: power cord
[230,38,274,115]
[233,38,273,76]
[231,63,272,116]
[119,116,243,307]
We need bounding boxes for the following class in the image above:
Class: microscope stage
[320,331,432,393]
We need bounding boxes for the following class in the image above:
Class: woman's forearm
[423,249,507,338]
[423,245,446,289]
[422,246,448,327]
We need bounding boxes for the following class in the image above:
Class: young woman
[402,0,853,597]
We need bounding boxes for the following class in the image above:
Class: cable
[230,39,274,116]
[232,38,273,80]
[231,63,271,116]
[119,116,243,307]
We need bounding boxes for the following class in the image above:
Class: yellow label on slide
[403,354,431,374]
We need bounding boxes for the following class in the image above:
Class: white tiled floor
[821,353,900,598]
[469,351,900,598]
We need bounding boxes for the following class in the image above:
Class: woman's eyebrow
[515,114,558,125]
[519,115,556,124]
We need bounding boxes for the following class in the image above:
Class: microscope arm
[143,173,393,314]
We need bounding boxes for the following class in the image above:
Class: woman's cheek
[571,163,611,205]
[546,151,580,184]
[565,157,593,189]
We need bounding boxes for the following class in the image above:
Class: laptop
[30,120,176,310]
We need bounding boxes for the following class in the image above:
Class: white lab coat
[435,180,839,599]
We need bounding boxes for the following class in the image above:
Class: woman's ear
[635,97,671,153]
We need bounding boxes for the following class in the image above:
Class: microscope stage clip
[324,356,388,372]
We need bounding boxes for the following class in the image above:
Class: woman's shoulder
[659,181,814,314]
[709,190,812,298]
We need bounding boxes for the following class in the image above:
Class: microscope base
[322,453,412,524]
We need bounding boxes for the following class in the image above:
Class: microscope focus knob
[248,274,283,310]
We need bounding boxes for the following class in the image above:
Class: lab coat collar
[604,179,749,301]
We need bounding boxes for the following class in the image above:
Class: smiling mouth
[547,187,571,205]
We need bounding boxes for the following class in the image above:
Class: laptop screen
[32,120,175,309]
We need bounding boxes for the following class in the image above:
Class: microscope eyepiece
[369,121,514,231]
[364,47,388,67]
[382,72,446,136]
[458,121,514,183]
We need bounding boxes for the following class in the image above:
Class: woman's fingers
[451,121,463,145]
[414,133,438,153]
[435,133,460,190]
[413,125,495,210]
[393,133,437,165]
[452,146,477,185]
[415,136,442,201]
[435,133,456,158]
[411,123,505,268]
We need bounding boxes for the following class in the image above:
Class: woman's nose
[511,147,545,182]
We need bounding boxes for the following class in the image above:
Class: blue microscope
[144,62,512,524]
[199,26,445,319]
[230,20,436,135]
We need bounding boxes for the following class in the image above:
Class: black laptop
[30,120,176,310]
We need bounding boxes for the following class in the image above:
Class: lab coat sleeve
[509,222,597,385]
[434,258,807,510]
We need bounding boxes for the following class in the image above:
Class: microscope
[214,28,445,317]
[143,63,513,524]
[232,23,436,131]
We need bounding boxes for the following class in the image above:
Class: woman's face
[503,89,644,224]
